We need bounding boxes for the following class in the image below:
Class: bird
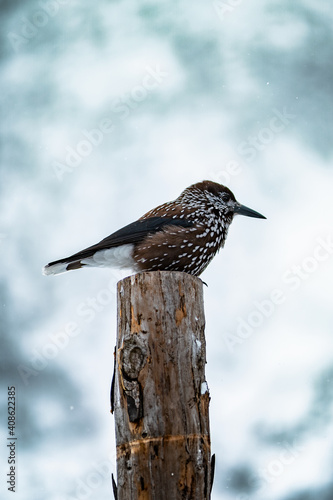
[43,180,265,277]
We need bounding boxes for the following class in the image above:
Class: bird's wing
[45,217,193,268]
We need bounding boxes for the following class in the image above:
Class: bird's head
[185,180,266,220]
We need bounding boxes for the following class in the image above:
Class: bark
[114,270,212,500]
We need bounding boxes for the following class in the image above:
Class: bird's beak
[233,203,266,219]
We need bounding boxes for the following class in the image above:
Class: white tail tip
[42,263,68,276]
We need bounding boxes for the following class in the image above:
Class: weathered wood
[114,271,212,499]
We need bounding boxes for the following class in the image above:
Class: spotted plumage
[43,180,265,277]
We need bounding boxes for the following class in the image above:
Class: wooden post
[113,271,212,499]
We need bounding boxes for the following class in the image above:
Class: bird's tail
[42,258,84,276]
[42,244,135,276]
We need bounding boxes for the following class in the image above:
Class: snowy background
[1,1,333,499]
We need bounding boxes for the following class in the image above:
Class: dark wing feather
[46,217,193,267]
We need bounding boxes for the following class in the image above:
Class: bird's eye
[222,194,230,203]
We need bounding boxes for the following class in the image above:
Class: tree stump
[113,271,212,499]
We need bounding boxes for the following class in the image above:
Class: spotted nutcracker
[43,180,265,277]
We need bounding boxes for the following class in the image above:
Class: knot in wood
[121,337,147,380]
[119,336,147,422]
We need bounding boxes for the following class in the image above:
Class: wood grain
[114,271,212,499]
